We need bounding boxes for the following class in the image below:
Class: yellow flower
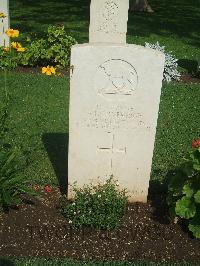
[42,66,56,76]
[11,42,22,50]
[3,47,9,52]
[0,12,6,18]
[6,29,19,38]
[17,47,26,52]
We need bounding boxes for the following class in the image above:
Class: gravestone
[68,0,165,202]
[89,0,129,44]
[0,0,9,47]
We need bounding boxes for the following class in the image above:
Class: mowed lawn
[0,72,199,190]
[10,0,200,64]
[0,1,200,266]
[0,0,199,189]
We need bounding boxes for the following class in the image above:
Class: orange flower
[3,47,9,52]
[0,12,6,18]
[17,47,26,52]
[11,42,22,49]
[6,28,19,38]
[42,66,56,76]
[192,139,200,149]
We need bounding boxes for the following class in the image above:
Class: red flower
[192,139,200,149]
[44,185,52,193]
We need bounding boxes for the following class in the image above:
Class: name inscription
[81,105,151,131]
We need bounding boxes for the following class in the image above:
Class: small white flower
[72,202,76,206]
[98,195,101,198]
[69,220,72,224]
[74,212,76,215]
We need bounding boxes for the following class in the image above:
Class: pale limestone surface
[68,44,165,202]
[0,0,9,47]
[89,0,129,44]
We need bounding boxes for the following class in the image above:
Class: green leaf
[167,170,186,196]
[175,196,196,219]
[189,211,200,238]
[182,184,194,198]
[193,164,200,171]
[194,191,200,204]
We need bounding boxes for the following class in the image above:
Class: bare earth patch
[0,190,199,263]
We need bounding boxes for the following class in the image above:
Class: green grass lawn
[0,257,198,266]
[0,72,199,190]
[0,1,200,265]
[0,0,199,190]
[10,0,200,72]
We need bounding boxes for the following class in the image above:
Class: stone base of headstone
[68,43,165,203]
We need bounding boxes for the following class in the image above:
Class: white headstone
[0,0,9,47]
[68,0,165,202]
[89,0,129,44]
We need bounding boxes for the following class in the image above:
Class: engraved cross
[97,132,126,172]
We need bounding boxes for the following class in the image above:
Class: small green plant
[0,88,36,210]
[20,25,77,68]
[61,176,128,230]
[0,47,18,70]
[167,139,200,238]
[0,147,36,209]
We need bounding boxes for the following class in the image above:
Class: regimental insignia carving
[95,59,138,100]
[98,1,119,33]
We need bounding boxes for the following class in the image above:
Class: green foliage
[20,25,77,68]
[0,147,35,209]
[61,176,128,230]
[0,84,36,209]
[19,39,48,67]
[167,145,200,238]
[0,48,18,70]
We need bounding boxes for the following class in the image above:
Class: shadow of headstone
[178,59,198,74]
[0,258,15,266]
[42,133,68,194]
[148,178,169,224]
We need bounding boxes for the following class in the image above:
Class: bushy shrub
[20,25,77,68]
[145,41,181,82]
[167,139,200,238]
[61,176,128,230]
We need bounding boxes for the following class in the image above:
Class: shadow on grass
[128,0,200,48]
[0,258,15,266]
[10,0,90,43]
[178,59,198,74]
[42,133,68,195]
[148,178,169,224]
[10,0,200,47]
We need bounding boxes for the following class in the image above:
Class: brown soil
[0,189,200,263]
[180,73,200,84]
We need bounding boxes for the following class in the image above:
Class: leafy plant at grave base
[167,139,200,238]
[145,41,181,83]
[61,176,128,230]
[19,25,77,69]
